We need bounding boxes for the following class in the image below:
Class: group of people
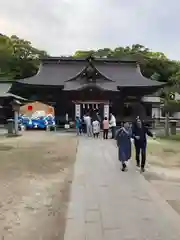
[75,112,116,139]
[116,117,155,173]
[76,113,154,173]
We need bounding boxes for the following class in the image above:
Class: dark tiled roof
[0,83,27,100]
[94,62,163,87]
[18,61,87,85]
[41,56,137,63]
[16,57,165,90]
[0,83,12,96]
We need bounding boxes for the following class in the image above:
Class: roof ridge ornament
[87,54,94,62]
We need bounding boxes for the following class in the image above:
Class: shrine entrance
[74,101,109,120]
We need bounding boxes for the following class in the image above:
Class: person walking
[81,115,86,134]
[132,118,154,172]
[96,111,101,123]
[92,118,100,138]
[109,113,116,139]
[75,116,82,135]
[102,117,109,139]
[84,113,92,137]
[115,122,132,171]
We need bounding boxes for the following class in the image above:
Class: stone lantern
[8,99,21,135]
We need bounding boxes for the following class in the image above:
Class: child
[92,118,100,138]
[103,117,109,139]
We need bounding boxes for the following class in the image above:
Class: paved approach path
[64,138,180,240]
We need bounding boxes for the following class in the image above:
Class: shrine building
[9,56,166,126]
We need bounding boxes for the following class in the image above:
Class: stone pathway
[64,137,180,240]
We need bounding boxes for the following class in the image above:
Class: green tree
[74,50,95,58]
[0,34,14,79]
[10,35,47,79]
[0,34,48,80]
[94,48,113,58]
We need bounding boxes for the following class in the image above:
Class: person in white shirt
[92,118,100,138]
[84,114,92,137]
[109,113,116,139]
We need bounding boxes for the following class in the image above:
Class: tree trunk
[165,112,170,136]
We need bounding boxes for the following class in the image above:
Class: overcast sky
[0,0,179,59]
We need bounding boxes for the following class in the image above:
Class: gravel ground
[0,131,78,240]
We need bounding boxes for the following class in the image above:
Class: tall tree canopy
[0,34,48,80]
[74,44,177,82]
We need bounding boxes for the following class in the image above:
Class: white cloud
[0,0,180,59]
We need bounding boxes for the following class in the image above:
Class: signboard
[75,104,81,118]
[104,104,109,118]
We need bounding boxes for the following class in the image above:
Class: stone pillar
[11,100,21,136]
[104,104,109,118]
[152,105,160,128]
[152,107,159,118]
[7,119,14,134]
[65,113,69,123]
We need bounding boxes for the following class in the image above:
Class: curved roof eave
[13,81,65,89]
[74,63,115,82]
[94,62,167,87]
[137,67,168,87]
[117,81,167,89]
[65,66,88,82]
[0,82,27,101]
[16,62,88,86]
[93,62,136,83]
[0,82,12,93]
[92,66,115,82]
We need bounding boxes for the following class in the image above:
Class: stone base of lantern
[7,133,22,138]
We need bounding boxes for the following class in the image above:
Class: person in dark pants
[109,113,116,139]
[81,115,86,134]
[132,118,154,172]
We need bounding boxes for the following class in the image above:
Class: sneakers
[121,163,127,172]
[136,163,145,173]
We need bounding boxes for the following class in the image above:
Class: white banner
[104,104,109,118]
[75,104,81,118]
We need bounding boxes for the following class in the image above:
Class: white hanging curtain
[75,104,81,118]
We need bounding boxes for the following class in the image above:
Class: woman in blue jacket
[75,116,82,135]
[116,122,132,171]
